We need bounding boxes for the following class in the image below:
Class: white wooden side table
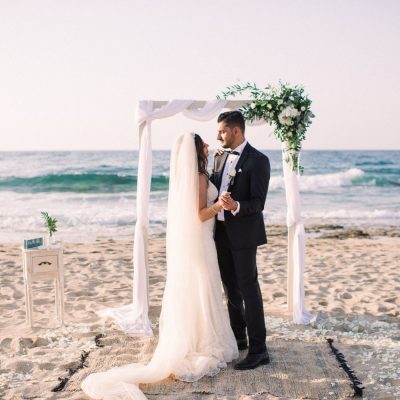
[22,247,64,327]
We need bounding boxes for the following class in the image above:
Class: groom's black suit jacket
[210,143,270,250]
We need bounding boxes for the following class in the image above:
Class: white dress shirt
[217,140,247,221]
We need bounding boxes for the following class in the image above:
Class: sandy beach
[1,224,399,399]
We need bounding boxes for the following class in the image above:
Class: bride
[81,132,239,399]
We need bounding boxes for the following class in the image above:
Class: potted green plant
[41,211,58,246]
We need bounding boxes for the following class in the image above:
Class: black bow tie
[225,150,240,155]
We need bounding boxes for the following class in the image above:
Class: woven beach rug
[58,331,357,400]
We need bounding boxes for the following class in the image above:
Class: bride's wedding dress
[81,133,238,399]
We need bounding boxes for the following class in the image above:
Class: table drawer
[32,255,58,273]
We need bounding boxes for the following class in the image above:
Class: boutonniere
[228,167,237,186]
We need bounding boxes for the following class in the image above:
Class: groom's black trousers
[215,221,266,354]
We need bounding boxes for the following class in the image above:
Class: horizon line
[1,148,399,152]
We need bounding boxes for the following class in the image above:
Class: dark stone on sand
[319,228,370,240]
[306,224,344,233]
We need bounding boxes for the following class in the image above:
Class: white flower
[278,112,293,126]
[292,107,300,117]
[228,167,237,185]
[283,105,300,118]
[278,99,283,105]
[289,96,294,101]
[287,132,293,138]
[283,108,291,117]
[267,104,272,109]
[250,102,256,109]
[301,106,306,111]
[279,106,300,127]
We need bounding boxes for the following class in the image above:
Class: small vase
[47,233,56,247]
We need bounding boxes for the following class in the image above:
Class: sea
[0,150,399,243]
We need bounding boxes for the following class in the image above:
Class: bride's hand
[213,199,224,212]
[213,148,224,157]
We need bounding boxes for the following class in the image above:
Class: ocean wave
[355,160,394,167]
[0,173,169,193]
[0,167,399,194]
[363,168,400,175]
[269,168,399,191]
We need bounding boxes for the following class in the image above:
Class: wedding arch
[101,86,314,335]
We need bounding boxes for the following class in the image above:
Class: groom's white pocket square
[238,169,242,173]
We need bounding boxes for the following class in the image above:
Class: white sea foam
[269,168,365,191]
[1,186,398,243]
[304,208,400,221]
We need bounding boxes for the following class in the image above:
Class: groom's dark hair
[217,111,245,134]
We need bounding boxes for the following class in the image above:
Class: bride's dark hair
[194,134,209,179]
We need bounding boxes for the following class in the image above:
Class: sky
[1,0,399,151]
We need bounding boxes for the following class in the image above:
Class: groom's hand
[220,193,238,211]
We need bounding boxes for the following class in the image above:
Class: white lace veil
[82,133,223,399]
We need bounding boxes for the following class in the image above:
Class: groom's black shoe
[234,350,270,370]
[236,338,248,351]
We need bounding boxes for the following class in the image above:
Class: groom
[211,110,270,370]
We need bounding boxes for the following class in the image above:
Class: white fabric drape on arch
[282,143,313,324]
[98,99,312,334]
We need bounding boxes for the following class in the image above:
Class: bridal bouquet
[218,82,315,173]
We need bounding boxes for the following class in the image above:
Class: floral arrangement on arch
[218,82,315,173]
